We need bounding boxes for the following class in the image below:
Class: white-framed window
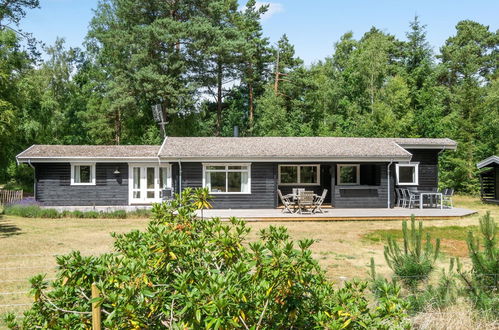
[278,165,320,185]
[70,163,96,185]
[337,164,360,185]
[396,163,419,185]
[203,163,251,194]
[129,164,172,203]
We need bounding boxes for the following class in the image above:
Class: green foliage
[6,188,409,329]
[405,258,459,312]
[1,2,499,194]
[457,212,498,313]
[383,216,441,289]
[3,205,150,219]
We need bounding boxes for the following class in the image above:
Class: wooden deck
[42,205,476,221]
[196,207,477,221]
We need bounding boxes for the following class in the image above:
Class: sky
[19,0,499,65]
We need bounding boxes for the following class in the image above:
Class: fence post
[91,283,101,330]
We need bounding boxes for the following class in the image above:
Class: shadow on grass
[0,214,22,238]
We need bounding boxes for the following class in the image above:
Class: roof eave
[477,155,499,169]
[158,156,412,162]
[397,143,457,150]
[16,157,160,163]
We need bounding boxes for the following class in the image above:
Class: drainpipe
[28,160,36,200]
[178,160,182,197]
[387,159,394,208]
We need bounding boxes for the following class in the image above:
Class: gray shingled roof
[16,137,457,162]
[393,138,457,148]
[17,145,160,159]
[157,137,453,160]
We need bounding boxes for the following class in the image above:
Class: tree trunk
[248,81,254,129]
[216,62,223,136]
[114,109,121,145]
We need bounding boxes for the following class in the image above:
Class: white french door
[129,164,171,204]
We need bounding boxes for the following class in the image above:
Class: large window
[71,163,95,185]
[203,164,251,194]
[278,165,320,185]
[396,163,419,185]
[337,164,360,185]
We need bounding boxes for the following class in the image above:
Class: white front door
[129,164,171,204]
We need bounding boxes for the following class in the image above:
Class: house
[16,137,457,209]
[477,155,499,204]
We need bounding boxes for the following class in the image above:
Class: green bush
[38,208,61,218]
[127,208,151,218]
[71,210,85,218]
[4,205,42,218]
[83,211,99,219]
[6,188,409,329]
[3,205,145,219]
[104,210,127,219]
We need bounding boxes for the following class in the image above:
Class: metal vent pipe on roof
[233,126,239,137]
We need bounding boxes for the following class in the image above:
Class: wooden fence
[0,190,23,205]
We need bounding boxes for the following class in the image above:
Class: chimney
[233,126,239,137]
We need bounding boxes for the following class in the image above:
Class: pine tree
[384,216,441,289]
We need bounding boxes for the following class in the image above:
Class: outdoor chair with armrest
[442,188,454,209]
[277,189,295,213]
[312,189,328,214]
[395,188,403,207]
[400,188,411,208]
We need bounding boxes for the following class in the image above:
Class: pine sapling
[383,215,441,290]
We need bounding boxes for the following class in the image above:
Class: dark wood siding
[34,163,128,206]
[176,162,277,209]
[333,163,390,208]
[401,149,440,191]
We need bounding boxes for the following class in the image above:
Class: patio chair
[395,188,403,207]
[312,189,328,214]
[292,188,305,198]
[277,189,295,213]
[297,191,315,214]
[407,189,420,209]
[442,188,454,209]
[399,188,410,208]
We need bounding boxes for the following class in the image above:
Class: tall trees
[87,0,197,143]
[0,0,39,26]
[439,20,499,191]
[0,3,498,195]
[236,0,271,130]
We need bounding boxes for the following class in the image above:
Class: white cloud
[255,2,284,20]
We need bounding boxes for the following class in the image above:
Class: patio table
[284,193,319,213]
[415,191,443,209]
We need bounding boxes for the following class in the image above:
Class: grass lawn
[0,195,497,320]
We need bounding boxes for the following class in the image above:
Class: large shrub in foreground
[5,188,409,329]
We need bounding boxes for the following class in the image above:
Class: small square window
[337,164,360,185]
[396,163,419,185]
[71,163,95,185]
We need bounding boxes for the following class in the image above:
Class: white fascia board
[15,145,36,163]
[397,144,457,150]
[17,157,159,163]
[159,156,412,163]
